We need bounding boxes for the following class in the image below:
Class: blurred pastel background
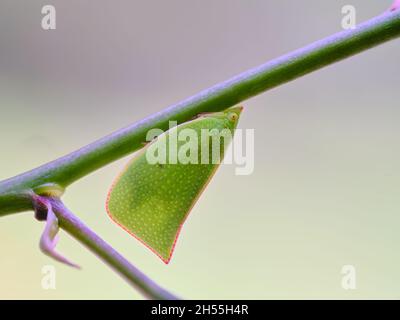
[1,0,400,299]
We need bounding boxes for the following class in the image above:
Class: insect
[106,106,243,263]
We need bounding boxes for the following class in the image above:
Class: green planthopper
[107,106,243,263]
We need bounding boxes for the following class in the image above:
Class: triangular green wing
[106,107,242,263]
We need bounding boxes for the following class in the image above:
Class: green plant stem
[0,6,399,301]
[1,10,400,215]
[48,198,178,300]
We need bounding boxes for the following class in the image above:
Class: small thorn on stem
[39,202,80,269]
[390,0,400,11]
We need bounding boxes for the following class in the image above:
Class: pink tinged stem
[390,0,400,11]
[39,203,80,269]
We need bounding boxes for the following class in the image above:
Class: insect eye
[228,112,238,122]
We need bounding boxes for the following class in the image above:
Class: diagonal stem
[1,10,400,216]
[47,198,178,300]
